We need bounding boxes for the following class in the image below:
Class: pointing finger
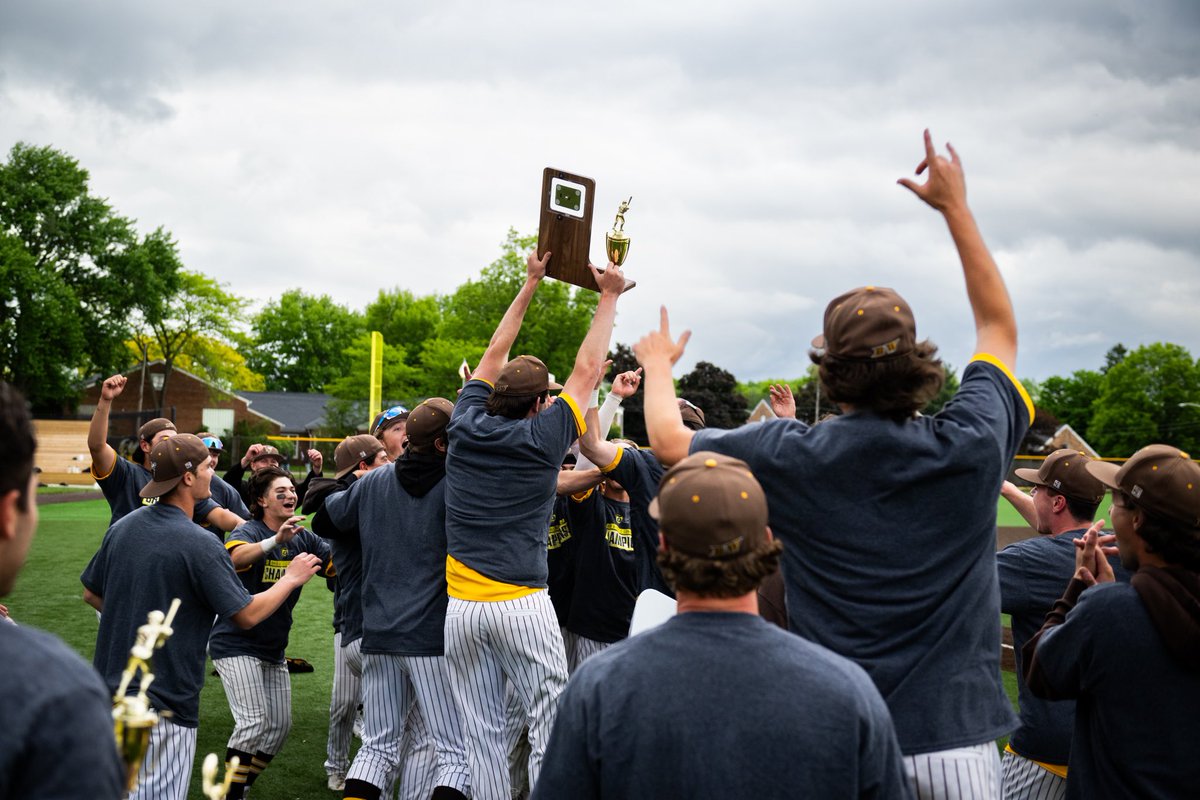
[659,306,671,336]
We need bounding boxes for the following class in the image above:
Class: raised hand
[611,367,643,399]
[1072,520,1116,585]
[590,261,627,297]
[306,448,323,474]
[897,129,967,213]
[768,383,796,418]
[527,250,550,281]
[101,374,128,401]
[634,307,691,368]
[282,552,322,585]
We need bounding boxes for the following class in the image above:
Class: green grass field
[13,497,1024,797]
[12,499,341,799]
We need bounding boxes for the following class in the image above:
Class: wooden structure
[33,420,95,486]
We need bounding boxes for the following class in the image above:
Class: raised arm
[228,516,305,569]
[473,250,549,384]
[230,553,321,629]
[87,375,126,477]
[898,129,1017,369]
[1000,481,1038,529]
[634,307,694,466]
[560,263,626,404]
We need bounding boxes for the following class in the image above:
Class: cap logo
[870,339,900,359]
[707,536,744,557]
[1052,479,1062,489]
[184,460,193,470]
[1131,485,1143,499]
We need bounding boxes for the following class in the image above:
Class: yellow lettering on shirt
[262,559,289,584]
[605,518,633,552]
[547,516,572,550]
[446,555,540,602]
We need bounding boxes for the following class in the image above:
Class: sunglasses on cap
[201,435,224,452]
[372,405,409,435]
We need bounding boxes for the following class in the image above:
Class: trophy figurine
[112,598,181,792]
[202,752,241,800]
[605,196,633,266]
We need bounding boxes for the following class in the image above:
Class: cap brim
[1012,468,1045,485]
[335,465,356,479]
[1083,460,1121,491]
[647,496,661,520]
[548,380,563,391]
[810,334,826,349]
[139,475,184,498]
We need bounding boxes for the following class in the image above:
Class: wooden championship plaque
[537,167,635,293]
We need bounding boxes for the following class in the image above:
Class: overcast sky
[2,0,1197,383]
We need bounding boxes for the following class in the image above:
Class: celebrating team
[1,130,1197,799]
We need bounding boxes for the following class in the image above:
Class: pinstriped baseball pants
[325,631,363,777]
[128,717,197,800]
[1001,750,1066,799]
[347,652,471,795]
[445,592,568,800]
[562,631,613,673]
[903,741,1002,799]
[396,698,437,800]
[212,655,292,754]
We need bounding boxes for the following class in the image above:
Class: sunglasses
[372,405,409,435]
[200,435,224,451]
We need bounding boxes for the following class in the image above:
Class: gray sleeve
[856,680,915,800]
[996,546,1031,616]
[16,682,126,799]
[200,543,253,618]
[530,677,599,800]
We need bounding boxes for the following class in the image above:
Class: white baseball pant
[213,655,292,755]
[444,592,568,800]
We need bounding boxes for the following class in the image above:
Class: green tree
[1102,343,1128,373]
[1037,369,1103,440]
[439,229,599,380]
[364,289,442,357]
[247,290,364,392]
[793,365,841,424]
[325,333,423,417]
[677,361,747,429]
[0,143,180,411]
[605,343,644,442]
[1090,343,1200,455]
[130,269,250,405]
[414,337,489,400]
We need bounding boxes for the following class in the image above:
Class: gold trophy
[202,752,241,800]
[605,196,632,266]
[112,598,181,792]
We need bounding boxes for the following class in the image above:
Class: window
[202,408,235,436]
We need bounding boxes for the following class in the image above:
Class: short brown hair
[810,339,944,421]
[657,538,784,598]
[0,383,35,512]
[1122,490,1200,571]
[248,466,295,520]
[485,391,546,420]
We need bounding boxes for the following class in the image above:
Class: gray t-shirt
[324,464,450,655]
[81,503,252,727]
[691,359,1029,754]
[534,612,911,799]
[445,380,582,586]
[0,623,125,799]
[93,455,219,527]
[997,528,1130,765]
[209,519,331,662]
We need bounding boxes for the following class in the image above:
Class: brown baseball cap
[679,399,706,430]
[138,418,177,442]
[334,435,386,479]
[406,398,454,448]
[140,434,210,498]
[1014,449,1105,503]
[251,445,286,467]
[494,355,562,396]
[811,286,916,361]
[1085,444,1200,527]
[371,405,410,437]
[649,451,769,559]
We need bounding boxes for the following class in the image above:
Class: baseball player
[196,432,251,540]
[301,434,391,793]
[443,250,626,799]
[1024,445,1200,797]
[996,450,1128,798]
[0,382,124,799]
[225,443,326,507]
[210,465,334,799]
[372,404,410,460]
[533,452,910,799]
[81,434,322,799]
[87,374,244,532]
[635,131,1031,798]
[315,399,471,800]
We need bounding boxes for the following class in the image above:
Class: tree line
[3,142,1197,454]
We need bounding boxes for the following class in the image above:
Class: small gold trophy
[202,752,241,800]
[605,196,632,266]
[112,598,181,792]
